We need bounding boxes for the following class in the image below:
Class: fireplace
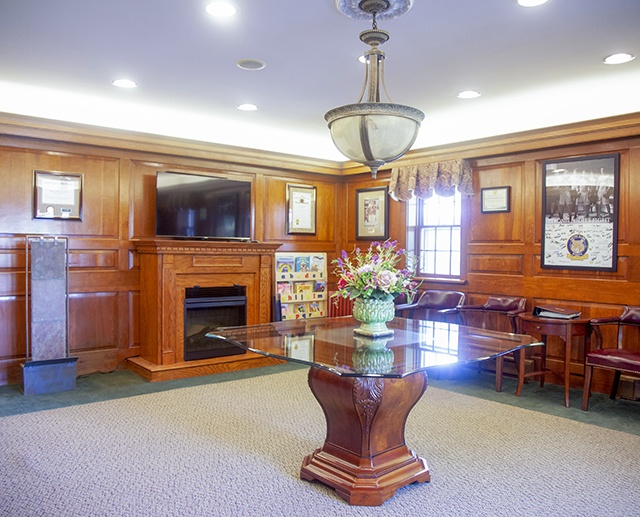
[184,285,247,361]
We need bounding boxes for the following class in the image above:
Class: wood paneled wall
[0,117,349,385]
[2,112,640,396]
[417,133,640,394]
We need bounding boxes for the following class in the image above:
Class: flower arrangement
[332,240,419,301]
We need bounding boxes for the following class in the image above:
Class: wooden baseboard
[125,353,284,382]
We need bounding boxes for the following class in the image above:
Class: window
[407,191,462,278]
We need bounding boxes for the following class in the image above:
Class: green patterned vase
[352,297,395,337]
[352,336,395,374]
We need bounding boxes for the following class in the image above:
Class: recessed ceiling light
[205,1,238,17]
[603,52,636,65]
[457,90,481,99]
[237,103,258,111]
[237,59,266,71]
[517,0,549,6]
[112,79,138,88]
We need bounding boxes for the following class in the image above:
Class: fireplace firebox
[184,285,247,361]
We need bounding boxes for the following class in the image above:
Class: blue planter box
[21,357,78,396]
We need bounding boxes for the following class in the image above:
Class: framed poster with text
[541,154,619,271]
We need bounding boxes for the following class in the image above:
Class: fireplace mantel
[127,239,282,381]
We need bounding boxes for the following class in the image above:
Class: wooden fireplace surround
[127,239,283,382]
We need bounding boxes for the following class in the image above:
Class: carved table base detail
[300,367,430,506]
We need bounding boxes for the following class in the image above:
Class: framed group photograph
[356,186,388,240]
[541,153,619,271]
[286,184,316,234]
[33,170,83,220]
[481,186,510,213]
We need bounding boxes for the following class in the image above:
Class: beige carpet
[1,368,639,517]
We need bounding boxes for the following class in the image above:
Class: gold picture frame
[286,184,316,234]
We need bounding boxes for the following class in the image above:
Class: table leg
[300,367,430,506]
[515,348,525,396]
[539,337,547,388]
[515,336,549,396]
[564,329,572,408]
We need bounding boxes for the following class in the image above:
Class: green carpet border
[1,363,639,436]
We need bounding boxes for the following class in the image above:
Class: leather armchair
[455,296,526,333]
[395,290,465,322]
[454,296,527,392]
[582,306,640,410]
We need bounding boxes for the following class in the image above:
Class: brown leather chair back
[418,290,465,309]
[395,290,465,322]
[457,296,527,333]
[484,296,527,313]
[620,306,640,326]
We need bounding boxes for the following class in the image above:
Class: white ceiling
[0,0,639,162]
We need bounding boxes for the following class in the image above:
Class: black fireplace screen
[184,286,247,361]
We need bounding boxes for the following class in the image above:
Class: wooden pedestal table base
[300,367,430,506]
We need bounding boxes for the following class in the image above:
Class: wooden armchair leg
[610,370,622,400]
[495,356,503,392]
[582,364,593,411]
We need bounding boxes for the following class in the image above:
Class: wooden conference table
[208,316,542,506]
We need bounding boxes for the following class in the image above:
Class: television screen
[155,171,252,240]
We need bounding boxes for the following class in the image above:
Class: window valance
[389,159,474,201]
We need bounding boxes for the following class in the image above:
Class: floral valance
[389,159,474,201]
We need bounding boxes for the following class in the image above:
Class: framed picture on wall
[286,184,316,234]
[33,170,83,220]
[481,186,510,213]
[356,186,389,240]
[541,153,619,271]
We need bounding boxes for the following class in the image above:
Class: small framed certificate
[33,170,83,220]
[481,186,510,213]
[284,335,314,361]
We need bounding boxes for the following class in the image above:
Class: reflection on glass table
[207,316,542,377]
[206,316,542,507]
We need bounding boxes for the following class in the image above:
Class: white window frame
[406,191,463,280]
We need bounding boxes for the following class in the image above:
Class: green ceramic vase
[352,336,395,374]
[352,297,395,337]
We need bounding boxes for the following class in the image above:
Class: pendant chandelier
[325,0,424,178]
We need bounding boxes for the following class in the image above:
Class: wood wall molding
[369,111,640,172]
[0,113,343,176]
[4,111,639,178]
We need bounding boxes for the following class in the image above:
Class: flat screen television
[155,171,252,241]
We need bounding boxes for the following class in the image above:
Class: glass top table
[206,316,543,507]
[207,316,542,378]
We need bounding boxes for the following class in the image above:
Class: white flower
[357,264,375,274]
[377,270,397,290]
